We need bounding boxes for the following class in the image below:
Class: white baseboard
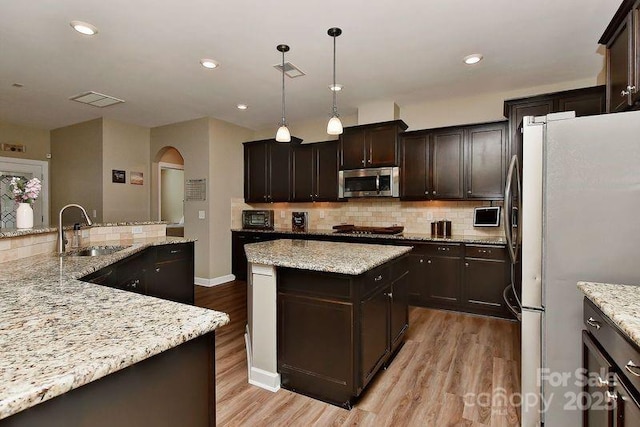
[248,367,281,392]
[194,274,236,287]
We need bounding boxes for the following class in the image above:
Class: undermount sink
[65,245,130,257]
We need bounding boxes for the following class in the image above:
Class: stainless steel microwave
[242,210,274,230]
[339,167,399,198]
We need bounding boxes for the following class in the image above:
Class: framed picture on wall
[130,171,143,185]
[112,169,126,184]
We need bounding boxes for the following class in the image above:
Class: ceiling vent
[273,62,306,78]
[69,91,125,108]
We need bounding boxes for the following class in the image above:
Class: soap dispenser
[71,223,82,248]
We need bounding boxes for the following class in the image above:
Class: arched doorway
[154,147,184,237]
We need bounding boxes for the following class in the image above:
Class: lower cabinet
[232,232,279,281]
[277,255,409,408]
[582,299,640,426]
[81,242,195,305]
[462,245,510,317]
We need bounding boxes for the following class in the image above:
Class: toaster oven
[242,210,274,230]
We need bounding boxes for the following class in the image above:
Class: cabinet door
[582,331,614,427]
[367,125,398,167]
[115,251,149,294]
[244,142,269,203]
[389,271,409,350]
[400,135,429,199]
[612,373,640,427]
[632,2,640,106]
[314,141,339,201]
[425,256,461,305]
[432,129,464,199]
[148,258,193,304]
[340,129,366,170]
[463,258,509,316]
[360,285,390,387]
[507,100,554,177]
[407,253,427,305]
[268,142,291,202]
[465,122,507,200]
[82,265,117,288]
[607,15,633,113]
[556,87,606,117]
[291,144,314,202]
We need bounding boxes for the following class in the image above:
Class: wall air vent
[273,62,306,78]
[69,91,125,108]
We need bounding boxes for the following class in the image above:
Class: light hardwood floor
[195,282,521,427]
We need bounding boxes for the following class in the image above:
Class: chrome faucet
[58,204,93,255]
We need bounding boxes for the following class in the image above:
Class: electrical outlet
[280,211,285,218]
[198,210,206,219]
[319,211,325,219]
[92,210,97,218]
[132,226,143,234]
[426,212,433,220]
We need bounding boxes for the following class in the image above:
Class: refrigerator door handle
[504,155,521,263]
[503,284,522,321]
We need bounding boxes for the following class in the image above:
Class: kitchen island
[0,236,229,427]
[244,239,412,408]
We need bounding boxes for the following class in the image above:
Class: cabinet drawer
[584,299,640,392]
[465,245,506,260]
[362,265,390,294]
[156,243,191,262]
[418,243,463,257]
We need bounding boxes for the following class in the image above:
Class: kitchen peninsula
[0,226,229,427]
[244,239,411,408]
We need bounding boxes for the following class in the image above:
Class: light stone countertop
[244,239,412,275]
[577,281,640,349]
[0,236,229,420]
[232,228,506,245]
[0,221,167,239]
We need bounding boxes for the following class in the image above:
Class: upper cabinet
[244,138,301,203]
[291,141,339,202]
[599,0,640,112]
[340,120,408,170]
[400,121,507,201]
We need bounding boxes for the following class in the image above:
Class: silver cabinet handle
[155,268,160,273]
[425,191,428,195]
[368,159,372,164]
[427,259,432,264]
[374,275,383,282]
[467,190,472,194]
[419,259,424,263]
[586,317,601,329]
[432,191,436,195]
[465,262,469,267]
[622,85,637,96]
[625,361,640,377]
[361,159,365,164]
[170,249,180,254]
[605,391,617,402]
[386,292,393,299]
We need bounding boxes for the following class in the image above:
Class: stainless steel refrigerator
[503,110,640,426]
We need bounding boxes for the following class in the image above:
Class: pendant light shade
[327,27,343,136]
[275,44,291,143]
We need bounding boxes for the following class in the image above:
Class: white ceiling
[0,0,621,131]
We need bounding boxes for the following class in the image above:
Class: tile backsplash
[231,198,504,237]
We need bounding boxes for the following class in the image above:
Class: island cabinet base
[2,333,216,427]
[277,255,410,408]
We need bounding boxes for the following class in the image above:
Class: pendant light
[275,44,291,142]
[327,27,343,135]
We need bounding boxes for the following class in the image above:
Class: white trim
[248,367,281,392]
[0,156,49,226]
[194,274,236,287]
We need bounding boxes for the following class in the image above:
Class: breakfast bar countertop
[244,239,412,275]
[577,281,640,348]
[0,236,229,420]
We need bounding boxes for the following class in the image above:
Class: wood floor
[195,282,521,427]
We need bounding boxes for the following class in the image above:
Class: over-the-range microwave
[339,167,399,198]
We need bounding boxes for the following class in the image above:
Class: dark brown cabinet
[277,255,409,408]
[582,299,640,426]
[231,232,279,281]
[409,243,462,309]
[400,121,507,201]
[504,86,606,174]
[81,243,195,305]
[600,0,640,113]
[291,141,339,202]
[244,139,295,203]
[463,245,510,318]
[339,120,407,170]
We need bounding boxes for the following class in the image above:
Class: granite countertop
[577,281,640,348]
[232,227,506,245]
[244,239,412,275]
[0,221,167,239]
[0,236,229,420]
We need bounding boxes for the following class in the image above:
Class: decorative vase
[16,203,34,229]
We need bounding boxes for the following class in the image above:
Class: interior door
[0,158,48,228]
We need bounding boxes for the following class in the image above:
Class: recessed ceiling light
[70,21,98,36]
[237,104,248,110]
[329,84,343,92]
[463,54,483,65]
[200,59,219,69]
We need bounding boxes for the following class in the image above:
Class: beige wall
[0,119,50,161]
[160,147,184,164]
[102,119,151,222]
[50,118,103,224]
[151,118,210,278]
[208,118,253,280]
